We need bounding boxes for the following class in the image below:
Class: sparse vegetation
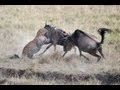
[0,5,120,85]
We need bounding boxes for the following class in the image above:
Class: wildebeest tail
[98,28,112,44]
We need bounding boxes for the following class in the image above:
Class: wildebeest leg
[79,50,82,56]
[53,44,56,52]
[98,47,105,59]
[81,54,89,60]
[89,52,101,62]
[52,39,57,52]
[39,43,52,55]
[62,51,68,57]
[79,49,89,60]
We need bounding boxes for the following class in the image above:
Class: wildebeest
[10,24,69,59]
[39,24,70,55]
[62,28,112,61]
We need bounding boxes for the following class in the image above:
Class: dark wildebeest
[62,28,112,61]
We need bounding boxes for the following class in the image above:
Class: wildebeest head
[44,23,68,38]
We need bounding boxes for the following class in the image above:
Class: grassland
[0,5,120,85]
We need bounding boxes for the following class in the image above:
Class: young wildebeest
[10,28,51,59]
[62,28,111,61]
[39,24,70,55]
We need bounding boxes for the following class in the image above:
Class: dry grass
[0,5,120,85]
